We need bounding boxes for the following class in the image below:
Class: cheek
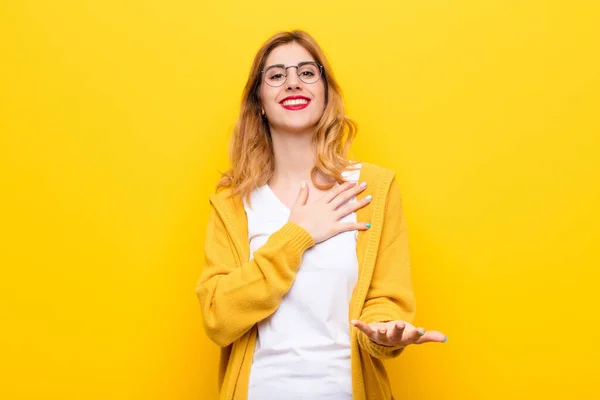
[259,86,275,109]
[315,83,326,108]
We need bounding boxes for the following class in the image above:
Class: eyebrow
[263,61,316,70]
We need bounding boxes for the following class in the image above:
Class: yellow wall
[1,0,598,398]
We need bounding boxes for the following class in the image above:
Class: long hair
[216,30,358,201]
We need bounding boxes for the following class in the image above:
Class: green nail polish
[443,337,448,343]
[418,331,425,336]
[365,194,372,201]
[366,223,371,229]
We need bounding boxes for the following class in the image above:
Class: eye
[300,71,315,76]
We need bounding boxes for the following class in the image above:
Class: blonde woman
[196,30,447,400]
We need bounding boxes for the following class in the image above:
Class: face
[259,43,326,135]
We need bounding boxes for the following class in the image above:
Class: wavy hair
[217,30,358,201]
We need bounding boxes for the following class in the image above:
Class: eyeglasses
[261,61,324,87]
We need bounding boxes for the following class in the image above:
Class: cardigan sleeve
[196,206,315,348]
[356,177,417,359]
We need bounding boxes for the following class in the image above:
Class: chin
[273,118,321,134]
[282,124,318,134]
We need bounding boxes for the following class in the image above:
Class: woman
[196,30,447,400]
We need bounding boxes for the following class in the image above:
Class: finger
[387,322,404,344]
[323,181,356,203]
[330,181,367,209]
[386,321,405,345]
[414,330,448,344]
[350,320,375,339]
[374,326,388,345]
[293,181,309,207]
[352,320,384,345]
[349,319,367,331]
[405,325,421,343]
[337,221,371,234]
[336,194,372,219]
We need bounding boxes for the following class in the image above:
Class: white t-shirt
[244,164,362,400]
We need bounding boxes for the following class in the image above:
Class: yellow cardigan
[196,162,416,399]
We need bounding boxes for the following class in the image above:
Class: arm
[196,206,315,347]
[356,177,417,359]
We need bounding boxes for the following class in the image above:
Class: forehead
[264,42,316,67]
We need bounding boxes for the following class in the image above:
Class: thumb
[294,181,309,207]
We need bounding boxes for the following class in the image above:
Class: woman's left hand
[350,319,447,348]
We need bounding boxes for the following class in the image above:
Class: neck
[269,128,318,188]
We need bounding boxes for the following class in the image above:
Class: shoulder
[206,186,249,239]
[209,186,245,214]
[357,162,404,215]
[212,185,235,200]
[355,161,397,188]
[358,161,394,174]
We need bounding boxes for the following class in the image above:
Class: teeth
[282,99,309,106]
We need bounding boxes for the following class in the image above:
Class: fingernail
[365,223,371,229]
[301,181,306,188]
[379,329,387,334]
[359,181,367,188]
[418,331,425,336]
[365,195,372,201]
[443,337,448,343]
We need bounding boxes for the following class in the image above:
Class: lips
[279,95,311,110]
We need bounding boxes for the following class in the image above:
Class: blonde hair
[217,30,357,201]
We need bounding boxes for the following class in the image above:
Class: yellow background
[1,0,599,398]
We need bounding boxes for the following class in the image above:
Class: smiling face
[259,42,326,135]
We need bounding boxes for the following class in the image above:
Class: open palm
[350,319,447,347]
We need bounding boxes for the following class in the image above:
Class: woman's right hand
[288,181,372,244]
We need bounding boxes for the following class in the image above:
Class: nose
[285,66,302,91]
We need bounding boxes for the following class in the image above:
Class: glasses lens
[263,66,287,87]
[298,63,321,84]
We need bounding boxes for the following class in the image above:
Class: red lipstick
[279,95,311,110]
